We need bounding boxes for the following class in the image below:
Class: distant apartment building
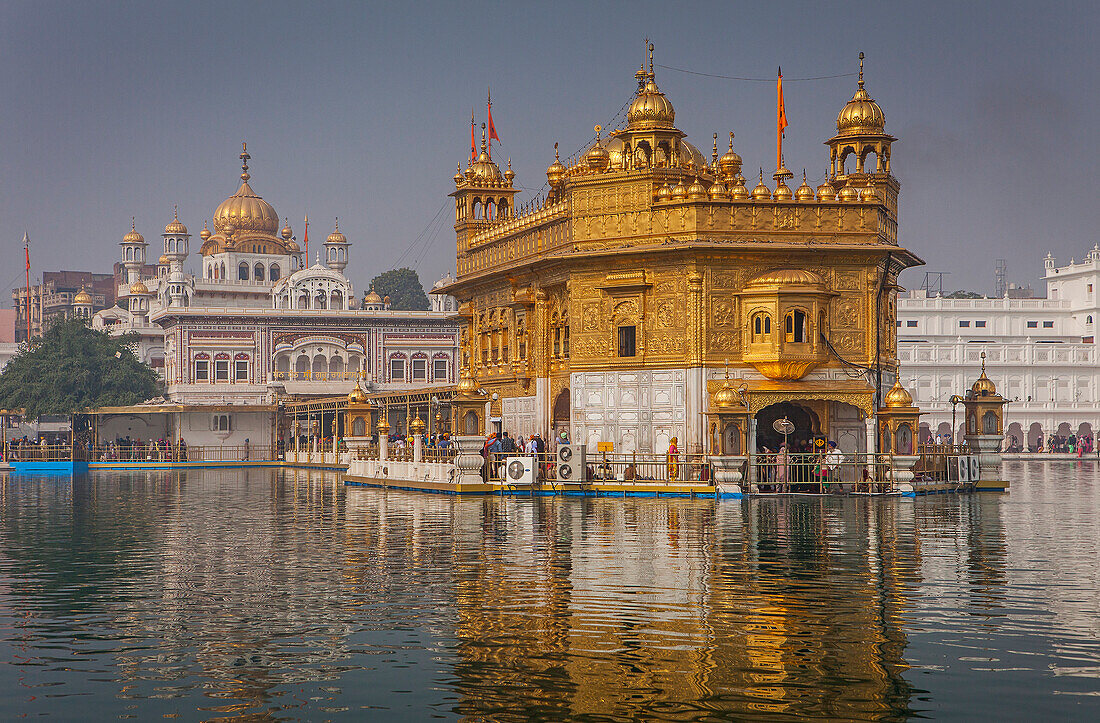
[11,268,133,341]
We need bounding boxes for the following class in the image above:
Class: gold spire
[858,50,865,90]
[239,141,250,182]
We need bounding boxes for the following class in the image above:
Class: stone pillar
[710,456,746,498]
[865,415,877,479]
[413,433,423,463]
[454,435,485,486]
[379,431,389,462]
[964,433,1008,491]
[747,417,758,488]
[888,455,918,496]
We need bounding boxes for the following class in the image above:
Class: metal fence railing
[752,451,893,493]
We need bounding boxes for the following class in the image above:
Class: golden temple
[443,46,922,457]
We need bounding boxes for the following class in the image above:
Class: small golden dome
[747,268,824,287]
[546,145,566,188]
[718,133,743,180]
[163,206,188,235]
[751,171,772,200]
[383,294,390,305]
[199,221,212,241]
[656,183,673,201]
[687,177,707,200]
[837,184,860,202]
[971,354,997,396]
[455,375,478,396]
[347,381,369,404]
[713,382,738,409]
[835,53,886,136]
[364,287,382,305]
[73,287,93,305]
[729,175,749,200]
[129,280,149,295]
[409,414,426,435]
[816,180,837,201]
[504,158,515,185]
[795,172,816,201]
[860,186,879,202]
[327,219,347,245]
[467,131,503,185]
[287,239,301,253]
[773,180,793,201]
[670,178,687,200]
[708,180,729,201]
[158,254,169,265]
[454,164,465,186]
[376,416,390,434]
[584,126,611,172]
[122,219,145,246]
[627,78,676,129]
[883,377,914,408]
[281,219,293,240]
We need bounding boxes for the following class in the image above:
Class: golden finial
[481,124,487,151]
[712,133,718,165]
[334,216,339,231]
[554,142,559,160]
[858,51,865,89]
[980,350,986,371]
[648,41,654,77]
[131,217,136,232]
[729,131,735,151]
[240,141,250,182]
[594,124,602,142]
[724,358,730,381]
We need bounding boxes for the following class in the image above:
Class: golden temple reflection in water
[342,491,924,719]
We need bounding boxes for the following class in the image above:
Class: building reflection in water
[343,491,929,720]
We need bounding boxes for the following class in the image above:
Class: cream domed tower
[162,207,192,307]
[324,219,350,274]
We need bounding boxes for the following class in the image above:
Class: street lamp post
[949,394,964,448]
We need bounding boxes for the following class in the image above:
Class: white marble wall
[502,395,537,440]
[571,369,687,454]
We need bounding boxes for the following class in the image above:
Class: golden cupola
[199,221,211,241]
[122,220,145,245]
[883,376,914,408]
[467,130,504,186]
[795,171,816,201]
[729,174,749,200]
[751,171,772,200]
[326,222,347,245]
[163,206,188,235]
[971,356,997,397]
[583,126,611,172]
[129,280,149,295]
[212,143,280,237]
[626,48,676,131]
[836,61,886,137]
[718,132,743,182]
[347,380,369,404]
[281,219,293,240]
[73,286,93,305]
[545,145,566,189]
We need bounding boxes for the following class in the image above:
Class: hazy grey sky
[2,0,1096,298]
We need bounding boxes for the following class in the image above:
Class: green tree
[945,290,984,299]
[369,267,430,311]
[0,317,161,420]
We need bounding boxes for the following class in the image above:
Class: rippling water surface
[1,462,1098,720]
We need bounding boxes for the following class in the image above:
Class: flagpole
[776,67,784,173]
[23,232,31,342]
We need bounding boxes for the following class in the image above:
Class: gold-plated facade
[444,49,921,452]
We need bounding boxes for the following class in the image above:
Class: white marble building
[899,245,1100,448]
[93,144,459,407]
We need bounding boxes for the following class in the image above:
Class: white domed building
[93,143,460,429]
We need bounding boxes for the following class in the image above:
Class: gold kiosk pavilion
[441,47,922,477]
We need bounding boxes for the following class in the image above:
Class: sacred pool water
[1,462,1098,720]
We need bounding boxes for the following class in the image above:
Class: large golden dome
[212,144,279,236]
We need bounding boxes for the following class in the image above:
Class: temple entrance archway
[754,402,819,452]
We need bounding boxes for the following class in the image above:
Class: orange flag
[776,67,788,171]
[487,88,500,149]
[470,110,476,162]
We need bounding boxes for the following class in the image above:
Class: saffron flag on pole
[303,215,309,261]
[470,110,476,162]
[776,67,788,171]
[487,88,499,148]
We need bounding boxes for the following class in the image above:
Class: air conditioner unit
[968,455,980,481]
[505,456,535,485]
[955,456,970,482]
[555,444,586,482]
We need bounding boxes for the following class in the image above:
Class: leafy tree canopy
[369,267,430,311]
[945,290,984,299]
[0,318,161,420]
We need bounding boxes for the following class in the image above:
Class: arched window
[254,263,265,281]
[297,293,309,309]
[269,264,280,282]
[352,417,366,436]
[238,262,249,281]
[220,262,226,279]
[295,355,309,379]
[752,313,772,341]
[1088,315,1094,325]
[785,310,807,343]
[314,291,327,309]
[331,291,343,310]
